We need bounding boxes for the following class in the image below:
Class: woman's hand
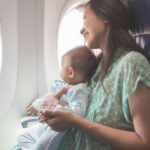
[38,87,70,109]
[39,109,77,132]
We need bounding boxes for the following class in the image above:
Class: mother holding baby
[19,0,150,149]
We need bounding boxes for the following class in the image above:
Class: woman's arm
[76,82,150,150]
[40,82,150,150]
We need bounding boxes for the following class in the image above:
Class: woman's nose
[80,27,85,35]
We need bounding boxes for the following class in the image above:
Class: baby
[18,46,97,150]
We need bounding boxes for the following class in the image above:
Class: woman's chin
[87,42,99,49]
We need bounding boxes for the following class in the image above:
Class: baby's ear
[69,67,75,78]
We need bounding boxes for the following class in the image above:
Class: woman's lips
[84,34,88,42]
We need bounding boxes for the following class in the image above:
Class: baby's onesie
[18,80,90,150]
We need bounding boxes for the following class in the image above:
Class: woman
[39,0,150,150]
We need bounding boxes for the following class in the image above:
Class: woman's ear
[69,67,75,78]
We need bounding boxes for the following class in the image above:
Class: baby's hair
[66,46,98,82]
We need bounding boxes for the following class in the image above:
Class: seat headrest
[127,0,150,63]
[127,0,150,35]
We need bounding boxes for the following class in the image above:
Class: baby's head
[60,46,97,85]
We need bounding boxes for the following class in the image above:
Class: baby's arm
[27,93,51,116]
[55,86,89,118]
[32,98,40,110]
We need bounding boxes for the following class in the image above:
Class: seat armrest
[21,115,39,128]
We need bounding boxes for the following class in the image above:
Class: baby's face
[60,55,70,82]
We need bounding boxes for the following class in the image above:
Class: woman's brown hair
[86,0,144,83]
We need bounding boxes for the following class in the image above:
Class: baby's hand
[27,104,38,116]
[39,109,53,124]
[38,107,55,123]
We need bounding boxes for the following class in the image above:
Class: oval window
[58,9,84,70]
[58,7,101,71]
[0,20,3,78]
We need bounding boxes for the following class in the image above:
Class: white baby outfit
[17,80,90,150]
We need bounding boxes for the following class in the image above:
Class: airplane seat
[127,0,150,62]
[11,0,150,150]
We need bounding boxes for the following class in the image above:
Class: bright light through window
[58,9,84,70]
[0,21,3,77]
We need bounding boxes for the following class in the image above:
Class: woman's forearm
[73,116,150,150]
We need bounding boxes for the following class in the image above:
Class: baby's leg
[34,127,67,150]
[34,127,56,150]
[46,131,67,150]
[17,123,48,150]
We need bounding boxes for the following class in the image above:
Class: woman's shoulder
[120,51,149,68]
[125,51,147,61]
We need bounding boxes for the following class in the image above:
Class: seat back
[127,0,150,62]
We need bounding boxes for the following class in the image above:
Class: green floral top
[57,47,150,150]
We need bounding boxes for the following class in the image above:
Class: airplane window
[57,8,101,71]
[58,9,84,70]
[0,21,3,78]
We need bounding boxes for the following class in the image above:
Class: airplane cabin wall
[0,0,67,149]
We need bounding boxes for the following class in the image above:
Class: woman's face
[83,5,109,50]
